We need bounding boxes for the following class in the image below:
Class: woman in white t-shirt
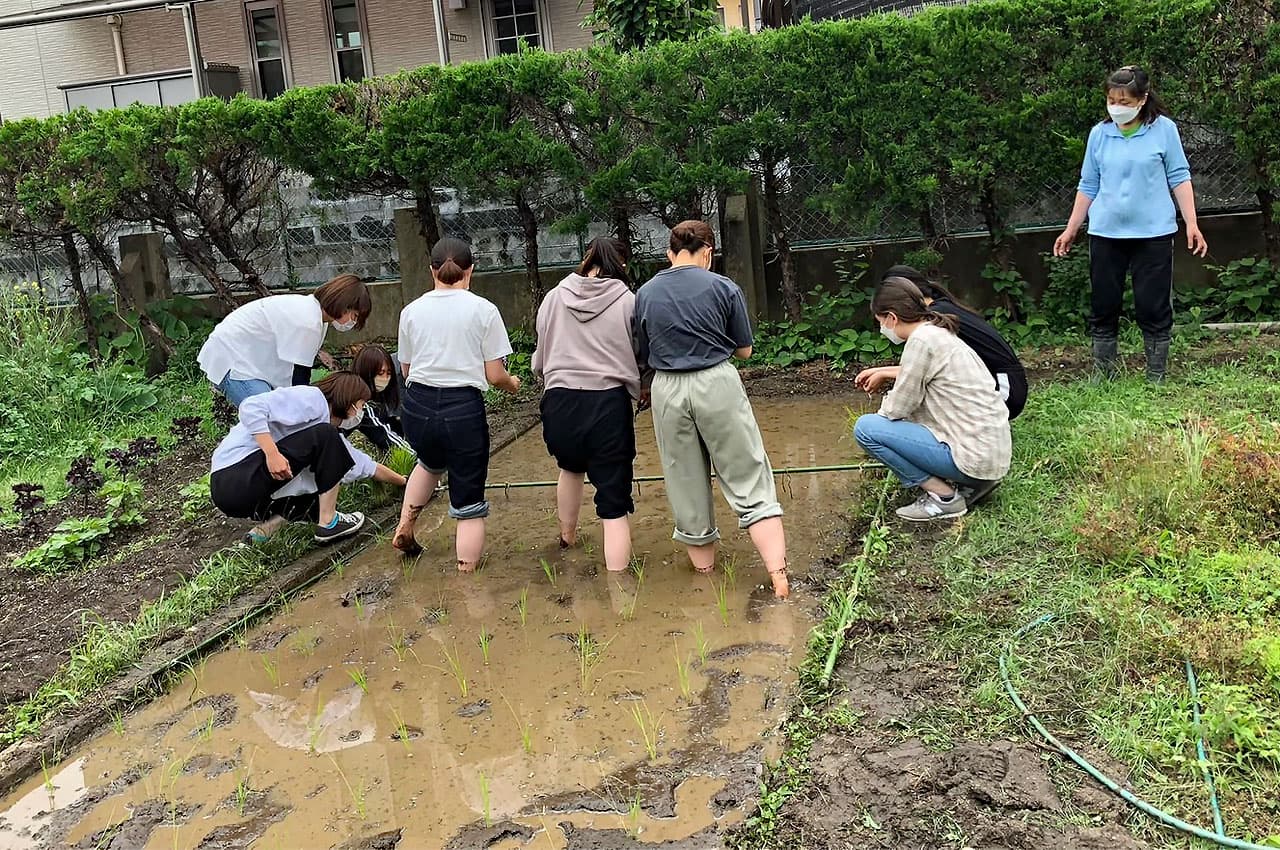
[198,274,373,408]
[394,238,521,571]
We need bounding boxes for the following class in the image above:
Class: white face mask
[1107,102,1142,125]
[332,317,357,333]
[880,323,905,345]
[339,406,364,430]
[373,375,391,392]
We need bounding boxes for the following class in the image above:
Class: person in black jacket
[860,266,1028,420]
[351,345,413,453]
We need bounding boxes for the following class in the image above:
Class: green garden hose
[434,462,886,492]
[1186,659,1227,837]
[1001,615,1273,850]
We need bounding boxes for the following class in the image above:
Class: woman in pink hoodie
[532,237,643,573]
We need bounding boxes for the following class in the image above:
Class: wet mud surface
[0,395,870,849]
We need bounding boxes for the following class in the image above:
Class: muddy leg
[688,542,717,573]
[557,470,585,547]
[747,516,789,599]
[456,518,485,572]
[602,517,632,572]
[394,466,438,557]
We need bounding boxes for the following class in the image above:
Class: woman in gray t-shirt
[633,220,789,598]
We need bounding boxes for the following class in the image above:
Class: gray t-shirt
[633,266,753,372]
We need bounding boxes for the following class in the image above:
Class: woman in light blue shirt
[1053,66,1208,382]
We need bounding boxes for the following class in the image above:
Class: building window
[491,0,542,54]
[717,6,728,28]
[329,0,371,83]
[245,0,290,98]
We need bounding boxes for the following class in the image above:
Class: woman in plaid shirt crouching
[852,278,1011,522]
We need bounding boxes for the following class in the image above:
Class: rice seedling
[630,701,662,760]
[333,559,347,579]
[674,641,691,699]
[540,557,557,588]
[352,595,366,620]
[628,792,643,838]
[500,692,534,755]
[401,556,419,582]
[327,757,367,820]
[40,754,55,803]
[629,555,646,583]
[442,645,468,697]
[515,585,529,627]
[260,654,280,687]
[110,709,125,736]
[721,554,738,588]
[478,627,493,664]
[391,707,413,755]
[387,623,411,663]
[712,577,730,627]
[576,625,613,693]
[307,693,325,754]
[346,667,369,694]
[233,750,256,815]
[693,621,709,665]
[479,771,492,826]
[197,712,216,741]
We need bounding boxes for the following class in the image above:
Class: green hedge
[2,0,1277,330]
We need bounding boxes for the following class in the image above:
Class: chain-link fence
[776,125,1259,248]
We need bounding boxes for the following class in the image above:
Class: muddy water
[0,395,870,850]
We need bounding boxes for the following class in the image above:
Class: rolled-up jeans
[853,413,985,488]
[215,375,274,409]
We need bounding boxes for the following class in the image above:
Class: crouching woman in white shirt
[852,278,1012,522]
[210,372,407,544]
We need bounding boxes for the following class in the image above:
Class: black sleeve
[291,363,313,387]
[357,419,391,453]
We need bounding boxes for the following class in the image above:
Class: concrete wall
[767,211,1266,319]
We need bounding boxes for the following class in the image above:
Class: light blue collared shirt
[1078,115,1191,239]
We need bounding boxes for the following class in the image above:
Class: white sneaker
[895,492,968,522]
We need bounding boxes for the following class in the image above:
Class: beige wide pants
[651,360,783,546]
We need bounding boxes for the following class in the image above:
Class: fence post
[722,187,768,322]
[118,232,172,308]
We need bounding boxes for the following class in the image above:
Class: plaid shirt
[879,323,1012,481]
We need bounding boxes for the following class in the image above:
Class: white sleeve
[276,301,325,367]
[397,310,413,365]
[481,304,513,361]
[241,387,328,434]
[340,436,378,483]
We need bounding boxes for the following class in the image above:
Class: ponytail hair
[430,237,474,286]
[873,277,959,334]
[881,264,981,316]
[669,219,716,255]
[578,236,632,286]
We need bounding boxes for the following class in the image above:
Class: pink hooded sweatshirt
[532,272,641,398]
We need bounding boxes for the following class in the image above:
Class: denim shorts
[402,384,490,519]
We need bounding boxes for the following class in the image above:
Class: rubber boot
[1092,335,1118,379]
[1143,334,1170,383]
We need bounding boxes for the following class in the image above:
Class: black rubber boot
[1092,335,1119,379]
[1143,334,1170,383]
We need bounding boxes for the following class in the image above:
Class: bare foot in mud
[392,525,423,558]
[770,567,790,599]
[457,560,478,573]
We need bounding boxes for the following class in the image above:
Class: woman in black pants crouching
[210,371,407,544]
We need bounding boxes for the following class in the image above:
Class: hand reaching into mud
[855,366,899,394]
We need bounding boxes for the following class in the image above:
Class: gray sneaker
[315,511,366,543]
[896,491,968,522]
[958,479,1001,507]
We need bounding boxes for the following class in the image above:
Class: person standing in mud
[394,238,522,571]
[198,274,373,408]
[853,278,1011,521]
[1053,65,1208,382]
[863,266,1028,421]
[209,371,407,544]
[633,220,790,599]
[532,237,643,574]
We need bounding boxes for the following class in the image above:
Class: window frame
[483,0,552,58]
[325,0,374,84]
[243,0,293,99]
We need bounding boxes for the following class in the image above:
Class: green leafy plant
[582,0,720,51]
[178,475,212,523]
[1186,257,1280,323]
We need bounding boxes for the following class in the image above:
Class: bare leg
[687,542,716,574]
[602,517,632,573]
[747,516,789,599]
[557,470,585,546]
[318,485,340,527]
[456,517,485,572]
[394,466,439,556]
[919,476,957,499]
[250,514,287,540]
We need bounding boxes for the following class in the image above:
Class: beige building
[0,0,756,120]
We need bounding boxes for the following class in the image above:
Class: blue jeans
[853,414,984,488]
[216,376,274,409]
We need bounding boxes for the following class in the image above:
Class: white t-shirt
[198,294,327,390]
[398,289,512,390]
